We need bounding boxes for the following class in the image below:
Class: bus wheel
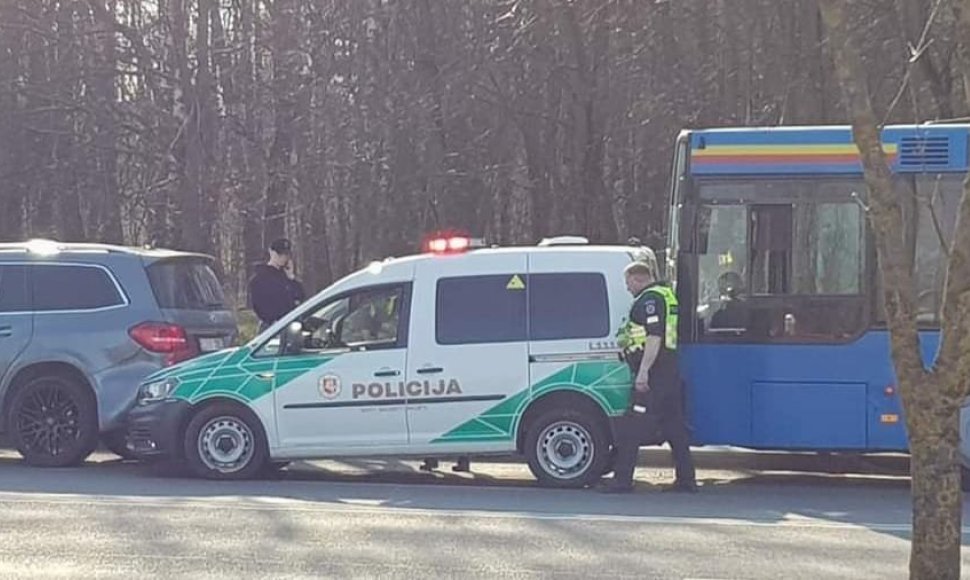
[525,407,609,489]
[183,402,268,480]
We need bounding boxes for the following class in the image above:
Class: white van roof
[327,240,653,291]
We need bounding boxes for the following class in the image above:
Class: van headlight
[139,377,180,404]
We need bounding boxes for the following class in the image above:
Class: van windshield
[147,258,227,311]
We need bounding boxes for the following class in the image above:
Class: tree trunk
[908,404,963,580]
[819,2,967,578]
[264,0,299,245]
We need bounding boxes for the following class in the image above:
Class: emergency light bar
[421,231,487,254]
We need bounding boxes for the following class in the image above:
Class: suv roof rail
[0,240,213,260]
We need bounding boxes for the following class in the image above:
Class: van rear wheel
[525,407,609,489]
[183,402,268,480]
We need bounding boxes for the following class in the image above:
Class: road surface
[0,449,967,579]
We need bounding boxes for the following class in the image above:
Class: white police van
[127,235,655,488]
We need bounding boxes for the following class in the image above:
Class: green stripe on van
[432,361,632,444]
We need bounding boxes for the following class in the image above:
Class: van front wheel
[183,402,268,480]
[525,407,610,489]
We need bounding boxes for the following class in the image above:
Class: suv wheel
[9,373,99,467]
[525,407,610,489]
[183,402,268,480]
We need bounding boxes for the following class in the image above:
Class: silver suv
[0,240,237,466]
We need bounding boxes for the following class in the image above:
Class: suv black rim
[16,384,81,457]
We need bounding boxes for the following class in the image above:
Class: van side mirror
[282,321,305,355]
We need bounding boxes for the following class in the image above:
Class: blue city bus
[665,124,970,468]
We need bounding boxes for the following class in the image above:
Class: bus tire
[525,406,610,489]
[183,402,268,480]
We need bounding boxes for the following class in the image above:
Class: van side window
[436,275,527,345]
[339,287,404,346]
[0,265,30,312]
[529,273,609,340]
[262,284,409,357]
[32,265,124,311]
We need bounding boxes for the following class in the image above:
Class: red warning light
[421,230,477,254]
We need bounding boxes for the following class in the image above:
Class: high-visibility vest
[616,283,679,354]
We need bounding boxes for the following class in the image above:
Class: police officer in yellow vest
[600,261,698,493]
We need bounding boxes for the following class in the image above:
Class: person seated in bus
[709,271,749,331]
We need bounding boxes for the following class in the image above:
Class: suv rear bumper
[126,400,191,460]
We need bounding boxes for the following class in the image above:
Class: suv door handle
[417,367,444,375]
[0,326,12,338]
[374,369,400,377]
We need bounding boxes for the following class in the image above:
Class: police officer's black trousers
[611,380,696,487]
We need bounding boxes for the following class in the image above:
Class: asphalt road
[0,449,968,579]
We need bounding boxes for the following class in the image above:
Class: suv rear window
[32,264,125,311]
[147,259,227,311]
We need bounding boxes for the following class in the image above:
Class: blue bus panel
[674,123,965,453]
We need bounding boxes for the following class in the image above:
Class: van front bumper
[126,400,190,460]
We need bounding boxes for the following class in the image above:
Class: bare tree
[820,1,970,578]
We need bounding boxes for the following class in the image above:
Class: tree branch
[934,0,970,395]
[819,1,927,388]
[883,0,944,125]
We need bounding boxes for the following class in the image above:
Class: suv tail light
[129,322,198,366]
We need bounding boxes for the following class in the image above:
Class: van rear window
[528,273,610,340]
[435,272,610,345]
[147,259,226,311]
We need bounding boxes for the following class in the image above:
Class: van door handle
[0,326,12,338]
[374,369,400,377]
[417,367,443,375]
[256,372,275,380]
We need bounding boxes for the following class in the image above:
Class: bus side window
[749,204,793,295]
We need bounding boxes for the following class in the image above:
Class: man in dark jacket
[249,238,306,331]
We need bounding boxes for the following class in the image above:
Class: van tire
[8,373,99,467]
[183,402,268,480]
[525,407,610,489]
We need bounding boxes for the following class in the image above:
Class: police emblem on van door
[319,375,341,399]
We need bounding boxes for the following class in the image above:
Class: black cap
[269,238,292,254]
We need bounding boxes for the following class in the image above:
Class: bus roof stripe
[692,154,895,165]
[692,144,898,157]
